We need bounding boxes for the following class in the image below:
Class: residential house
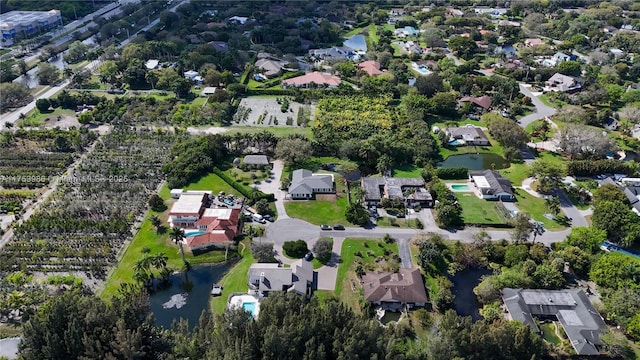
[243,154,269,167]
[168,191,209,227]
[184,70,203,84]
[248,261,316,297]
[603,25,617,33]
[208,41,229,52]
[502,288,605,356]
[361,177,433,208]
[144,59,159,70]
[254,58,287,78]
[282,72,342,88]
[498,20,521,27]
[468,170,514,201]
[545,73,582,92]
[358,60,383,76]
[473,7,508,17]
[308,46,354,60]
[200,87,217,97]
[610,48,624,59]
[390,8,405,16]
[524,38,543,47]
[600,177,640,216]
[288,169,335,199]
[394,26,420,38]
[228,16,248,25]
[362,268,428,311]
[445,125,490,146]
[553,52,575,63]
[459,95,492,112]
[445,7,464,17]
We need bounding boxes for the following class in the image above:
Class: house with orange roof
[357,60,383,76]
[282,71,342,88]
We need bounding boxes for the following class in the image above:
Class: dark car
[304,252,314,261]
[320,224,332,230]
[264,214,274,222]
[333,224,345,230]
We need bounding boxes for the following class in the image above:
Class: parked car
[264,214,274,222]
[320,224,332,230]
[252,214,266,223]
[304,252,314,261]
[333,224,345,230]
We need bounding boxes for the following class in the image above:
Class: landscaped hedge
[282,240,308,258]
[436,167,468,180]
[567,160,636,177]
[212,167,275,202]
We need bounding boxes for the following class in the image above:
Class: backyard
[210,239,255,314]
[335,238,400,312]
[284,170,352,225]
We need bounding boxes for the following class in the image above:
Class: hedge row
[212,167,275,202]
[567,160,635,177]
[436,167,468,180]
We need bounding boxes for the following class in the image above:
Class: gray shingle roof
[469,170,513,195]
[289,169,333,195]
[243,154,269,165]
[445,126,489,143]
[502,288,605,356]
[361,177,425,200]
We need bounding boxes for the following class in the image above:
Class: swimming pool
[185,230,206,237]
[242,302,257,316]
[448,139,466,146]
[416,66,431,75]
[451,184,471,191]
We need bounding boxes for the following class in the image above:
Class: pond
[343,34,367,52]
[149,262,233,329]
[439,154,510,170]
[450,268,492,322]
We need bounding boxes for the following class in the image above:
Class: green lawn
[455,193,506,224]
[344,26,367,37]
[499,162,529,186]
[367,24,379,43]
[393,164,424,178]
[184,172,237,195]
[540,322,561,345]
[376,217,422,228]
[284,196,349,225]
[513,189,566,231]
[210,239,255,314]
[18,108,76,127]
[335,238,399,312]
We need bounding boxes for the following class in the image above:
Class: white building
[1,10,62,41]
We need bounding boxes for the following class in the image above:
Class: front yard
[335,238,400,313]
[455,193,506,225]
[284,195,349,225]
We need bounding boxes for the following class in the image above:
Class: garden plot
[0,127,178,281]
[234,97,315,127]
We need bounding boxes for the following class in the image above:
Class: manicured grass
[367,24,379,43]
[513,189,566,231]
[344,26,366,37]
[210,239,255,314]
[284,196,349,226]
[184,172,237,195]
[393,164,423,178]
[18,108,76,127]
[540,322,561,345]
[499,162,529,186]
[376,216,422,228]
[455,193,506,224]
[335,238,399,312]
[524,119,555,142]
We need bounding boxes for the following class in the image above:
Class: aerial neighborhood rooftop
[0,0,639,358]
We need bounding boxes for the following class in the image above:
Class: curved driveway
[518,83,557,128]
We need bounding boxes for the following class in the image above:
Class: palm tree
[63,67,73,78]
[152,253,168,270]
[170,227,185,244]
[150,215,161,230]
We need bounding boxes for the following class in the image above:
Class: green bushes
[283,240,309,258]
[212,168,274,202]
[435,167,468,179]
[567,160,635,177]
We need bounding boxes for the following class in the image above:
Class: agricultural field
[234,96,314,127]
[0,128,96,189]
[0,127,178,279]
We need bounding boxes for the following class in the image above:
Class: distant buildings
[503,288,605,356]
[361,177,433,208]
[254,58,287,78]
[282,71,342,88]
[0,10,62,41]
[524,38,543,47]
[357,60,382,76]
[459,96,492,112]
[308,46,355,61]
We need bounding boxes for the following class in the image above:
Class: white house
[468,170,514,201]
[288,169,334,199]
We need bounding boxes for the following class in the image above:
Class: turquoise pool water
[185,230,206,237]
[242,302,257,316]
[448,139,466,146]
[417,66,431,75]
[451,184,471,191]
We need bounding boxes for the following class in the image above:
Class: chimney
[260,272,265,284]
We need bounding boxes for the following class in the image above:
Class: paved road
[553,189,589,228]
[0,337,20,360]
[518,84,557,128]
[397,237,413,268]
[254,160,288,219]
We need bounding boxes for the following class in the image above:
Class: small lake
[439,153,510,170]
[343,34,367,52]
[450,268,492,322]
[149,262,233,329]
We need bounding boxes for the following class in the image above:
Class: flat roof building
[1,10,62,40]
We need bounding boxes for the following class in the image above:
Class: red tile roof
[282,72,341,87]
[357,60,383,76]
[186,208,241,248]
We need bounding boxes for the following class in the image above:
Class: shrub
[282,240,308,258]
[435,167,468,179]
[313,237,333,262]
